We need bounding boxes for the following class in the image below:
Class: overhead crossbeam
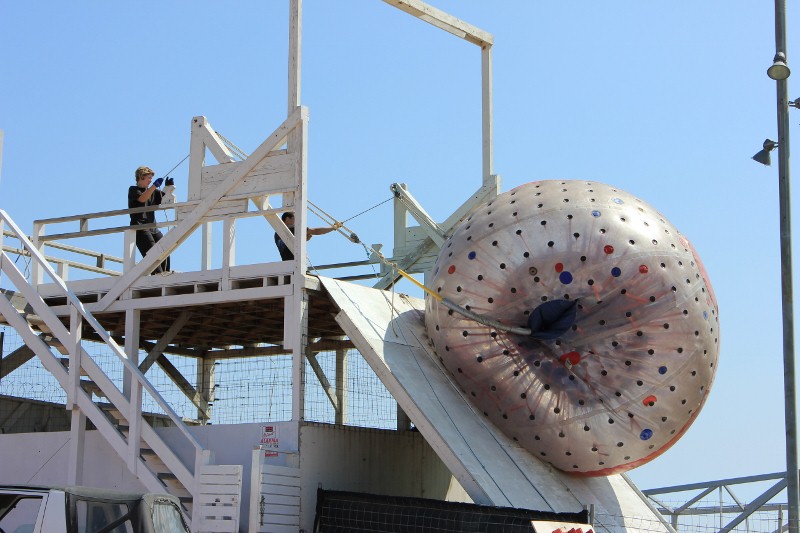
[382,0,493,46]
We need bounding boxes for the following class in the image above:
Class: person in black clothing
[274,212,339,261]
[128,165,171,274]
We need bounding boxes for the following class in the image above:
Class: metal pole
[773,1,799,533]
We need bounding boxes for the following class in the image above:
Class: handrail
[1,245,121,277]
[34,203,284,243]
[3,229,124,265]
[0,208,203,454]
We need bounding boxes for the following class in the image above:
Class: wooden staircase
[0,210,241,532]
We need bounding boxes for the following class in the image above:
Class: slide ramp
[320,277,672,533]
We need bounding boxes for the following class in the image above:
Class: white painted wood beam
[306,351,339,411]
[382,0,493,46]
[66,305,82,410]
[67,409,86,485]
[482,45,494,183]
[335,346,348,425]
[155,354,209,414]
[188,116,236,202]
[139,310,191,374]
[390,183,446,246]
[0,344,35,379]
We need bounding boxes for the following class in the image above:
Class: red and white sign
[260,425,280,457]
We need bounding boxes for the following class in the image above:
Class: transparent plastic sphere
[425,180,720,476]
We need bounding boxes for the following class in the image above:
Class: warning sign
[260,425,280,457]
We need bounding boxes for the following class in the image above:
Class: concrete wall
[0,421,469,532]
[297,423,471,531]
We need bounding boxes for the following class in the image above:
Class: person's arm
[136,177,163,203]
[306,222,342,240]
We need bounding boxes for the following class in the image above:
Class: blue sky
[1,1,798,496]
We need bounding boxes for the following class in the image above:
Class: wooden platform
[1,263,345,355]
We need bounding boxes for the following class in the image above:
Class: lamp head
[752,138,778,166]
[768,53,791,81]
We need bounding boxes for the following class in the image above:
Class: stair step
[80,380,105,397]
[59,357,89,376]
[160,479,191,498]
[44,336,69,355]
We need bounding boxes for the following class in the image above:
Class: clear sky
[1,1,799,497]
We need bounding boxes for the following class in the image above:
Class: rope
[161,154,190,179]
[155,154,189,224]
[215,131,249,161]
[307,200,533,337]
[341,196,393,223]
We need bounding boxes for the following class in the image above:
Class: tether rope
[174,131,531,336]
[306,200,532,336]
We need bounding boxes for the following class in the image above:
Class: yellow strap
[396,267,442,301]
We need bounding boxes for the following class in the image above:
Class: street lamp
[769,52,792,81]
[765,2,798,533]
[753,138,779,166]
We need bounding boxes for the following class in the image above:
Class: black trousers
[135,228,171,274]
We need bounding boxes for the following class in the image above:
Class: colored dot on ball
[559,271,573,284]
[468,251,477,260]
[613,198,625,205]
[640,429,653,440]
[604,245,614,254]
[659,366,668,375]
[703,311,708,320]
[639,265,649,274]
[592,210,601,217]
[447,265,456,274]
[555,262,564,273]
[559,351,581,366]
[611,267,622,277]
[642,395,657,406]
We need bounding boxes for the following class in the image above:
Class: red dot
[604,245,614,254]
[639,265,649,274]
[555,262,564,273]
[642,395,657,407]
[447,265,456,274]
[559,351,581,366]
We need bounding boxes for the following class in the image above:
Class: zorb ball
[424,180,719,476]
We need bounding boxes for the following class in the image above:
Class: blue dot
[703,311,708,320]
[612,198,624,205]
[640,429,653,440]
[559,271,573,284]
[468,251,477,260]
[611,267,622,277]
[592,210,601,217]
[659,366,668,375]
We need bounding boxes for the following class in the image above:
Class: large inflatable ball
[424,180,719,476]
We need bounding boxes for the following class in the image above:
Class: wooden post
[123,229,136,274]
[67,305,85,485]
[334,345,348,425]
[481,44,494,185]
[31,222,44,288]
[197,354,215,424]
[222,217,236,290]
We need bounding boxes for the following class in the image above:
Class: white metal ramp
[320,276,673,533]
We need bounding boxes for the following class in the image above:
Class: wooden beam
[0,344,36,378]
[155,354,208,414]
[306,351,338,411]
[382,0,493,46]
[139,311,192,374]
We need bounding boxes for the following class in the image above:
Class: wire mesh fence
[0,324,397,431]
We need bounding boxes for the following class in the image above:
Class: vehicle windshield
[0,494,44,533]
